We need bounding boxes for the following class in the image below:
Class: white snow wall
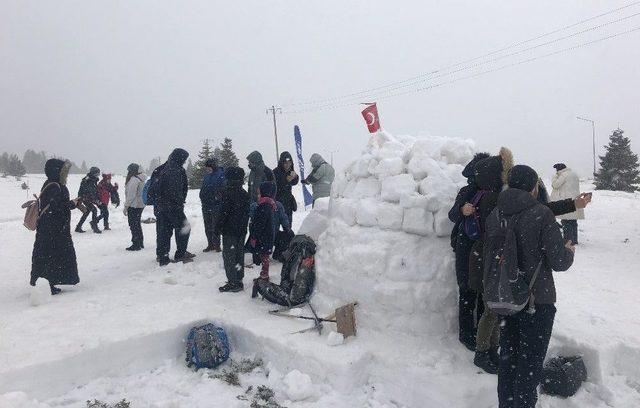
[302,132,476,337]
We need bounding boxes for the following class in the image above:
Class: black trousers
[97,203,109,228]
[456,234,483,341]
[202,210,221,247]
[127,207,144,247]
[222,234,246,284]
[77,203,98,228]
[498,304,556,408]
[155,208,190,258]
[561,220,578,245]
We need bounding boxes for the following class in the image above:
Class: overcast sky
[1,0,639,177]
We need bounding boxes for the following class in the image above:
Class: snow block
[352,178,381,199]
[407,155,444,181]
[330,199,357,226]
[434,208,454,237]
[377,203,404,231]
[355,199,379,227]
[381,174,417,203]
[402,207,434,236]
[351,154,374,178]
[373,157,405,178]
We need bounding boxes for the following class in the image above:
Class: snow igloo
[302,131,476,338]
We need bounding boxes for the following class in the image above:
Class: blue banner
[294,125,314,208]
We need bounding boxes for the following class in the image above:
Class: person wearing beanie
[550,163,584,244]
[123,163,147,251]
[216,167,251,292]
[151,148,195,266]
[199,158,226,253]
[273,151,299,226]
[76,166,102,234]
[96,173,119,231]
[31,159,80,295]
[487,164,575,408]
[247,151,275,203]
[247,181,276,281]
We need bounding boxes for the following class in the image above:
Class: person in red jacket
[96,173,120,230]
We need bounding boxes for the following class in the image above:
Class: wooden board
[335,303,357,338]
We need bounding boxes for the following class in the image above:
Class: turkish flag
[361,103,381,133]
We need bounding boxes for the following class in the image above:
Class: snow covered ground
[1,137,640,407]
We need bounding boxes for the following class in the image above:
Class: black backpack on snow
[541,356,588,397]
[483,210,542,316]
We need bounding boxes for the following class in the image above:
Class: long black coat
[217,182,250,237]
[153,161,188,212]
[31,179,79,285]
[273,152,299,215]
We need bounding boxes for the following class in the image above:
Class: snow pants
[97,203,109,228]
[77,203,98,228]
[155,208,190,258]
[222,234,245,284]
[127,207,144,248]
[561,220,578,245]
[498,304,556,408]
[202,210,221,247]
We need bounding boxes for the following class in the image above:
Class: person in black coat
[152,148,194,266]
[31,159,80,295]
[488,165,575,408]
[448,152,490,351]
[273,151,299,226]
[248,182,276,280]
[247,151,275,203]
[216,167,251,292]
[76,167,101,234]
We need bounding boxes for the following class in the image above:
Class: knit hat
[225,166,245,184]
[102,173,112,180]
[205,158,218,169]
[553,163,567,171]
[508,165,539,192]
[169,148,189,166]
[259,181,276,198]
[89,167,100,176]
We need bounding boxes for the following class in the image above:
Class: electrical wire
[282,25,640,114]
[280,1,640,109]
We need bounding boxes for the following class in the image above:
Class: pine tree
[218,137,239,168]
[188,139,215,189]
[7,154,26,177]
[594,128,640,192]
[22,149,48,173]
[0,152,9,175]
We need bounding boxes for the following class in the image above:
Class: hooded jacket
[153,148,189,211]
[247,151,275,203]
[484,188,574,304]
[97,174,119,205]
[273,151,299,213]
[125,172,147,209]
[78,171,100,203]
[200,161,226,212]
[305,154,335,200]
[32,159,79,286]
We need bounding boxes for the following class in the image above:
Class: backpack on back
[143,166,165,206]
[463,190,488,240]
[21,182,60,231]
[185,323,230,370]
[483,210,542,316]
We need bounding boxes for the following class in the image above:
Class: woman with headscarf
[273,151,299,225]
[123,163,147,251]
[30,159,80,295]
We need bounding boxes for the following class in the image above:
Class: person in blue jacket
[199,158,226,252]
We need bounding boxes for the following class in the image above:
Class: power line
[280,1,640,109]
[282,25,640,114]
[285,11,640,112]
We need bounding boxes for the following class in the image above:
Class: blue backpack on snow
[185,323,230,370]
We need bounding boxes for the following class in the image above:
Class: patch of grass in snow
[209,357,265,387]
[249,385,286,408]
[86,399,131,408]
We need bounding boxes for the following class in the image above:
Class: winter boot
[174,251,196,263]
[50,285,62,295]
[104,223,111,231]
[203,245,214,253]
[213,244,222,253]
[474,350,498,374]
[158,255,171,267]
[219,282,243,293]
[126,244,142,251]
[90,221,102,234]
[459,335,476,352]
[75,225,85,233]
[251,279,260,298]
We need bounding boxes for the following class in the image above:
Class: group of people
[29,149,335,296]
[449,149,589,408]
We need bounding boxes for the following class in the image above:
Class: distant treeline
[0,149,89,177]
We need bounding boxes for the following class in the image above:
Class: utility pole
[267,105,282,161]
[576,116,596,177]
[326,149,339,166]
